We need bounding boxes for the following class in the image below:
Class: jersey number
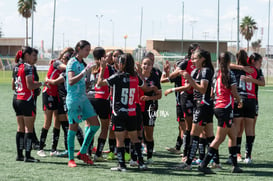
[121,88,135,105]
[15,77,23,91]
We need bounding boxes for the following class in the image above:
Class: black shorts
[180,92,194,117]
[42,92,58,110]
[136,104,143,131]
[13,97,36,117]
[90,98,110,119]
[58,96,67,115]
[176,105,184,122]
[214,106,233,128]
[111,112,137,132]
[255,100,259,116]
[233,99,256,119]
[193,103,213,126]
[142,103,157,127]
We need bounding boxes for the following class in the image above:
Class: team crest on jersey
[123,77,129,83]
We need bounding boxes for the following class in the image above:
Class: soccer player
[230,49,259,164]
[37,48,69,157]
[198,52,243,174]
[66,40,100,167]
[12,46,43,162]
[86,47,114,161]
[162,60,185,154]
[97,53,153,171]
[176,49,214,171]
[139,56,162,164]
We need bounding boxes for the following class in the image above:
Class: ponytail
[219,52,231,89]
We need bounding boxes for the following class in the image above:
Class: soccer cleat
[146,158,154,165]
[237,154,243,162]
[129,160,139,167]
[37,150,46,157]
[94,155,106,162]
[16,156,24,161]
[166,147,181,154]
[24,157,40,163]
[110,166,127,172]
[107,152,115,160]
[77,151,94,165]
[192,159,202,165]
[68,159,77,167]
[50,151,60,157]
[198,166,216,174]
[231,166,243,173]
[244,157,252,164]
[210,163,223,170]
[57,150,68,157]
[138,163,148,170]
[175,163,192,171]
[124,152,131,162]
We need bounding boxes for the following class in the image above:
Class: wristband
[171,88,175,92]
[163,71,166,75]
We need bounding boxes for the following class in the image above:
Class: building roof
[0,37,25,46]
[150,38,236,43]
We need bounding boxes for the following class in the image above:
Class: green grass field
[1,71,273,181]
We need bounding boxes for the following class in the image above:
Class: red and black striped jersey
[178,59,195,94]
[232,66,258,99]
[214,70,237,109]
[14,62,33,101]
[106,72,144,116]
[86,65,115,99]
[43,60,62,96]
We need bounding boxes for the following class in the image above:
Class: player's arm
[46,75,65,85]
[164,84,190,96]
[97,58,108,87]
[231,84,243,108]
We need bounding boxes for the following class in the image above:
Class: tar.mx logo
[148,108,170,118]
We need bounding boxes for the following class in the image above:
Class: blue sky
[0,0,272,50]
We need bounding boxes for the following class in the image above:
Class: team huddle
[12,41,264,174]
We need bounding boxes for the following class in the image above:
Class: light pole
[189,20,197,39]
[181,1,184,55]
[237,0,240,51]
[203,32,209,40]
[110,19,114,47]
[96,14,103,46]
[231,17,235,47]
[124,35,128,52]
[267,0,271,83]
[51,0,56,59]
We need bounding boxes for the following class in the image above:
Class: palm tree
[240,16,258,52]
[18,0,36,46]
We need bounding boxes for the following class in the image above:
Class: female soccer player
[86,47,114,161]
[231,49,258,164]
[198,52,243,174]
[66,40,100,167]
[45,47,85,157]
[176,49,214,170]
[37,47,68,157]
[12,46,43,162]
[97,53,153,171]
[162,60,185,154]
[238,53,265,163]
[168,43,200,160]
[139,56,162,164]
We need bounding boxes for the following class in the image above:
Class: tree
[18,0,36,46]
[252,39,262,52]
[240,16,258,53]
